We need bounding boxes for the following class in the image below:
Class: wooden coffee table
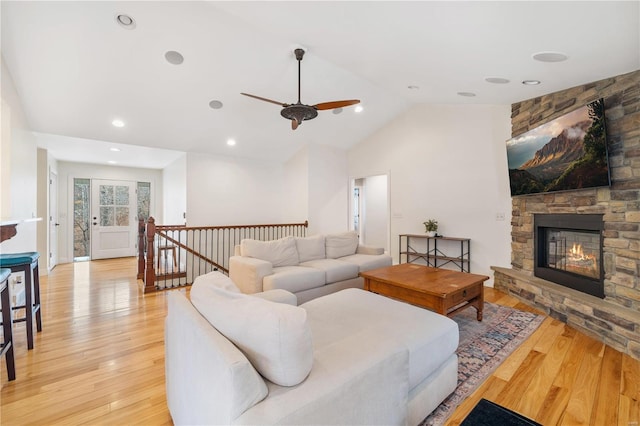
[360,263,489,320]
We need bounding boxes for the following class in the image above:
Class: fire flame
[569,243,597,264]
[569,243,597,270]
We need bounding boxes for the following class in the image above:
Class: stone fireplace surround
[493,70,640,360]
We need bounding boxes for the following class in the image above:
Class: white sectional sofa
[229,231,392,304]
[165,271,459,425]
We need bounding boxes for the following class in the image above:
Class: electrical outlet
[495,212,506,221]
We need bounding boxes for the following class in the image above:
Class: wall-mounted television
[506,98,610,197]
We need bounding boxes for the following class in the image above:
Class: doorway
[349,174,389,252]
[73,179,152,261]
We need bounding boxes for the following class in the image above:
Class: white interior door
[91,179,136,260]
[49,171,59,270]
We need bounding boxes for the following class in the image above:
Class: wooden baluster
[137,218,145,279]
[144,217,157,293]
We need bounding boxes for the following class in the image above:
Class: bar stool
[0,252,42,350]
[0,268,15,380]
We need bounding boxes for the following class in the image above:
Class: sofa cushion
[263,266,326,293]
[325,231,359,259]
[295,235,326,263]
[302,288,458,390]
[241,237,299,267]
[191,272,313,387]
[300,258,359,283]
[339,253,393,272]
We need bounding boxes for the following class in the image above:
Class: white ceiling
[2,1,639,168]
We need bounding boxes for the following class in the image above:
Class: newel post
[137,218,145,279]
[144,217,157,294]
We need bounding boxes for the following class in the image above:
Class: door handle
[54,223,60,226]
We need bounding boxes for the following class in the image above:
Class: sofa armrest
[229,256,273,294]
[356,244,385,255]
[235,329,409,425]
[252,289,298,306]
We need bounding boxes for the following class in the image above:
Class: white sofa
[229,231,392,304]
[165,271,459,425]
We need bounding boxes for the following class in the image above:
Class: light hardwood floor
[1,257,638,425]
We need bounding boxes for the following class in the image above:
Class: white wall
[307,144,349,235]
[185,152,285,226]
[162,154,187,225]
[0,57,39,253]
[283,146,309,224]
[56,161,163,263]
[348,104,512,284]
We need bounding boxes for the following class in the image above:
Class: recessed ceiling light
[408,85,420,90]
[532,51,568,63]
[109,147,121,152]
[209,100,223,109]
[332,108,343,115]
[457,92,476,97]
[485,77,510,84]
[165,51,184,65]
[522,80,541,85]
[108,160,117,165]
[227,139,236,146]
[354,105,364,113]
[112,119,125,128]
[116,14,136,30]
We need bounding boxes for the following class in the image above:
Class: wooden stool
[157,245,178,272]
[0,252,42,350]
[0,268,15,381]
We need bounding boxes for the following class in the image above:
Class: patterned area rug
[421,302,544,426]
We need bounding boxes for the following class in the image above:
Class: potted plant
[423,219,438,237]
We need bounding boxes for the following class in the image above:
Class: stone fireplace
[492,70,640,360]
[534,214,604,298]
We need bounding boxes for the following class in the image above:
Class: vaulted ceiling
[2,1,638,167]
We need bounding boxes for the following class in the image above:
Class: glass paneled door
[91,179,137,259]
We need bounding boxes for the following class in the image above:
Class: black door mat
[461,399,542,426]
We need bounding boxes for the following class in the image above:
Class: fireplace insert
[534,214,604,298]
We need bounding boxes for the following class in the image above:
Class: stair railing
[137,217,308,293]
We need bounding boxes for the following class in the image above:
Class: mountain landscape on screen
[506,99,610,196]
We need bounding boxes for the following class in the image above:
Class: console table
[399,234,471,272]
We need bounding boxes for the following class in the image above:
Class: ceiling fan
[241,48,360,130]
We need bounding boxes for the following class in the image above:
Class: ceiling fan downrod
[295,48,304,104]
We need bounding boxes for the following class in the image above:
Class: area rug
[420,302,544,426]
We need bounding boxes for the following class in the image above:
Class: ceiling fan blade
[241,93,289,107]
[313,100,360,111]
[291,119,299,130]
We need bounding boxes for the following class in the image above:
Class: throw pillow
[295,235,326,263]
[325,231,359,259]
[192,270,241,293]
[190,272,313,387]
[240,236,299,267]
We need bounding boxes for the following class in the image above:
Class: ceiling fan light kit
[241,48,360,130]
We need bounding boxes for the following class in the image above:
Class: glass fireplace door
[545,229,601,280]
